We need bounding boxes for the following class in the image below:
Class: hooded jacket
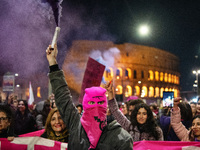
[49,70,133,150]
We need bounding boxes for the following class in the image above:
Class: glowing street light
[193,69,200,99]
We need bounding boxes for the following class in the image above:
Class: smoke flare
[43,0,63,26]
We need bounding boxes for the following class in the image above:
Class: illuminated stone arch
[174,89,178,97]
[160,87,164,98]
[116,85,123,94]
[125,85,132,97]
[164,73,168,82]
[165,88,169,91]
[171,75,174,83]
[149,86,154,97]
[104,67,113,81]
[141,86,147,97]
[135,86,140,96]
[116,68,123,79]
[176,76,179,84]
[160,72,164,81]
[155,87,159,97]
[125,68,132,79]
[174,75,177,84]
[155,71,159,81]
[168,74,171,83]
[148,70,154,81]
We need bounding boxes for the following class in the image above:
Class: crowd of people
[0,44,200,149]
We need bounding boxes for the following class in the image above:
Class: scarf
[47,128,69,142]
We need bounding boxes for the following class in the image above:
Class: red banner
[1,134,200,150]
[133,140,200,150]
[0,137,68,150]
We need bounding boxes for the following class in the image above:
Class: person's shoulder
[107,120,120,129]
[107,120,132,137]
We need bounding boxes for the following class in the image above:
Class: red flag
[78,57,105,103]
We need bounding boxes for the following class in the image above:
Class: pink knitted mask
[81,87,107,149]
[82,87,107,110]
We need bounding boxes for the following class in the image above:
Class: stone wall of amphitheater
[62,40,180,103]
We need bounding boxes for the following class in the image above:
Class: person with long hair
[106,81,163,141]
[14,100,37,135]
[41,108,69,142]
[171,97,200,141]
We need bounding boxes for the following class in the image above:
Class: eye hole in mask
[88,101,105,105]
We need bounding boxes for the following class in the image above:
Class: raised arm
[46,44,80,131]
[171,97,190,141]
[105,80,131,131]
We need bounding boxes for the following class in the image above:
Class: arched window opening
[125,85,132,97]
[125,68,132,79]
[133,70,137,79]
[174,75,177,84]
[116,85,123,94]
[160,72,164,81]
[141,71,144,79]
[155,71,159,81]
[168,74,171,83]
[164,73,168,82]
[155,87,159,97]
[149,86,154,97]
[135,86,140,96]
[116,68,122,79]
[171,75,174,83]
[160,88,164,98]
[141,86,147,97]
[174,89,178,97]
[148,70,154,81]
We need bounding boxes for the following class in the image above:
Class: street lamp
[193,70,200,99]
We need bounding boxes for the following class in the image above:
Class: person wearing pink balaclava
[46,44,133,150]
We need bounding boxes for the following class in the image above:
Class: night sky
[0,0,200,92]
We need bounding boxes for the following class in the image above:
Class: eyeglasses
[0,117,8,121]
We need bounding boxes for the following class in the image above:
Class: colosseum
[62,40,180,104]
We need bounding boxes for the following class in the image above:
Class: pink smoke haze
[0,0,115,91]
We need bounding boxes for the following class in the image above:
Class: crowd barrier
[1,130,200,150]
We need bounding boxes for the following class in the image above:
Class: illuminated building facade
[62,40,180,103]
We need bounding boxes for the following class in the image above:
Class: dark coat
[49,70,133,150]
[14,112,37,135]
[160,115,192,141]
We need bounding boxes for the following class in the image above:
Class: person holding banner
[171,97,200,141]
[106,81,163,141]
[0,105,17,141]
[41,108,69,142]
[46,44,133,150]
